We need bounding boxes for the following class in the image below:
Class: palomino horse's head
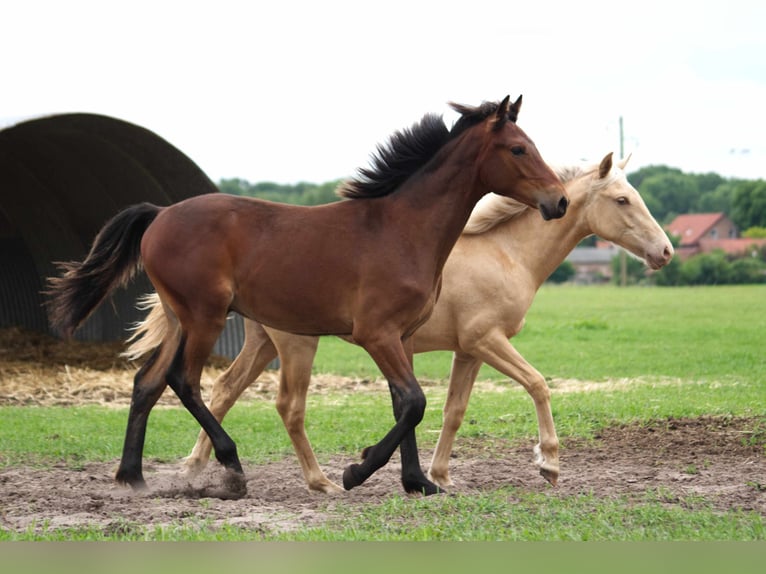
[583,153,673,269]
[451,96,569,221]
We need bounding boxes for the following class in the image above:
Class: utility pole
[619,116,627,286]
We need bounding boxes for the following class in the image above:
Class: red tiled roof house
[666,212,766,259]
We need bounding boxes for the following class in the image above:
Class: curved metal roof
[0,113,219,342]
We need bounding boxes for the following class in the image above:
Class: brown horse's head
[452,96,569,220]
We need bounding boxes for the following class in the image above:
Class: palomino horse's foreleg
[427,350,482,488]
[184,321,279,477]
[271,330,344,493]
[343,335,439,495]
[449,331,559,486]
[167,332,246,497]
[116,344,171,489]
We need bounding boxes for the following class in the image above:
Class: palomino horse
[128,152,672,493]
[46,96,569,496]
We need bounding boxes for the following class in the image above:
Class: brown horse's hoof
[115,469,147,491]
[402,475,445,496]
[222,468,248,497]
[343,464,365,490]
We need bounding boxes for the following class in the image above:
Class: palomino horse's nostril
[558,196,569,217]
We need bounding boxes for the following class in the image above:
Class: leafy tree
[697,180,738,214]
[728,258,766,284]
[653,255,682,286]
[638,172,701,223]
[547,260,575,283]
[627,165,683,190]
[679,251,732,285]
[731,180,766,229]
[743,226,766,239]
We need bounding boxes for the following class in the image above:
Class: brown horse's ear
[508,94,522,123]
[598,152,614,179]
[492,95,511,131]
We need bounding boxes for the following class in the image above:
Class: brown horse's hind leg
[116,340,175,489]
[167,329,247,498]
[184,321,278,477]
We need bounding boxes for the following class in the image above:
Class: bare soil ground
[0,328,763,536]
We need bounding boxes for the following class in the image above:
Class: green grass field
[1,285,764,541]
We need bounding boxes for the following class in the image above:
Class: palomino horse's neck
[493,176,592,287]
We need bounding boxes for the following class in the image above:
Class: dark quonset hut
[0,113,242,356]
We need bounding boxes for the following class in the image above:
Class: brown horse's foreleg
[386,382,442,495]
[116,343,173,489]
[450,331,560,486]
[167,331,246,497]
[342,335,439,495]
[184,321,279,476]
[390,337,443,495]
[427,351,482,488]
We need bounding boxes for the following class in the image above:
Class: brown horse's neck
[388,135,488,275]
[493,178,591,288]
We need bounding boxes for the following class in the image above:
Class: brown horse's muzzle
[539,194,570,221]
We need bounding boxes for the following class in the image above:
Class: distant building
[565,241,619,284]
[665,213,766,259]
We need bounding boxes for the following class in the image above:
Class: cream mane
[462,160,619,235]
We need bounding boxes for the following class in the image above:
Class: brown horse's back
[141,193,435,337]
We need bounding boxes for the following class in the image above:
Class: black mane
[337,99,509,200]
[338,113,451,199]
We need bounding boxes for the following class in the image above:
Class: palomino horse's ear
[598,152,614,179]
[617,152,632,170]
[492,95,511,131]
[508,95,522,123]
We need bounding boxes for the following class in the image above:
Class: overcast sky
[3,0,765,184]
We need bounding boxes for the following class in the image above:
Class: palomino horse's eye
[510,146,525,156]
[616,196,629,205]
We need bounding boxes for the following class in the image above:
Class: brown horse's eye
[510,146,525,156]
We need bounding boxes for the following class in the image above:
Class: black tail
[45,202,162,338]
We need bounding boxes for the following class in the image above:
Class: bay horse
[46,96,569,497]
[129,152,672,493]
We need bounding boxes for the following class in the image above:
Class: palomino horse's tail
[46,202,162,338]
[122,292,167,361]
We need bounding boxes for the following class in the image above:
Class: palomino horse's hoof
[539,466,559,486]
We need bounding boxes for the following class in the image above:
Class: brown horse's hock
[46,96,568,497]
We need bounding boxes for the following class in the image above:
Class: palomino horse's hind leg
[427,351,482,488]
[271,329,344,493]
[167,331,247,497]
[116,344,173,489]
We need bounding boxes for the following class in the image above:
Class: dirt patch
[0,328,764,535]
[1,417,763,535]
